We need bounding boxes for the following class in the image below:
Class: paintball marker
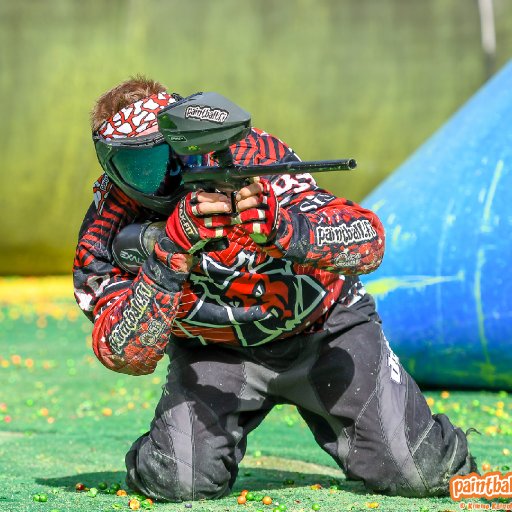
[157,92,356,211]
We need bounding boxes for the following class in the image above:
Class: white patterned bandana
[98,92,176,139]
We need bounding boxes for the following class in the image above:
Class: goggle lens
[110,144,170,194]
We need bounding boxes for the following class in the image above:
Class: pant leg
[278,295,476,497]
[125,342,274,502]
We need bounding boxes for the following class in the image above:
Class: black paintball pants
[125,294,475,501]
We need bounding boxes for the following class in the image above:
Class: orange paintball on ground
[129,498,140,510]
[116,489,127,496]
[262,495,272,505]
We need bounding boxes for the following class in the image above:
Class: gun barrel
[182,158,357,187]
[238,158,357,176]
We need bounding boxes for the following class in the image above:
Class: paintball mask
[93,91,251,215]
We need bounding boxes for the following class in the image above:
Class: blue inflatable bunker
[362,61,512,390]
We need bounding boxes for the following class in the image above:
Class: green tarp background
[1,0,512,274]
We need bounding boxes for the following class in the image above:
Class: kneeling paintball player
[73,76,476,502]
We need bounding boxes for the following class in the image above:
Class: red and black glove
[92,238,193,376]
[166,191,234,253]
[234,178,280,245]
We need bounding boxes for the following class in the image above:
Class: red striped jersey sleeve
[73,175,191,376]
[231,128,385,275]
[73,175,141,321]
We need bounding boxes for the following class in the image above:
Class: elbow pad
[112,221,165,274]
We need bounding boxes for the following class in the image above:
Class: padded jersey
[73,128,385,373]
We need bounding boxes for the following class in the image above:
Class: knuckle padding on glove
[166,192,233,253]
[235,180,280,241]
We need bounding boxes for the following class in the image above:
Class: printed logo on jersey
[110,280,154,354]
[93,174,113,214]
[384,336,402,384]
[299,192,335,213]
[334,250,361,268]
[176,251,327,345]
[271,174,317,204]
[316,219,378,246]
[185,105,229,124]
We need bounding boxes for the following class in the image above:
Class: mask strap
[166,145,182,176]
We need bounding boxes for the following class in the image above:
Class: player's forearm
[73,182,141,320]
[92,249,191,376]
[265,201,385,275]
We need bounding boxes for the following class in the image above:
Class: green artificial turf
[0,281,511,512]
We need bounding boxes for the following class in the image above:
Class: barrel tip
[349,158,357,169]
